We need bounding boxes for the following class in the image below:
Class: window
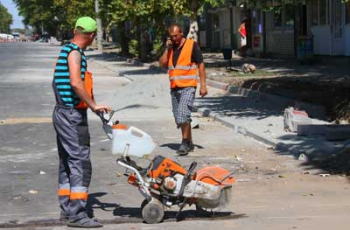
[346,1,350,24]
[273,4,294,30]
[311,0,319,25]
[310,0,329,26]
[212,13,219,30]
[285,4,295,28]
[319,0,327,25]
[273,7,282,28]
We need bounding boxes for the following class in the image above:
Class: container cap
[112,124,127,129]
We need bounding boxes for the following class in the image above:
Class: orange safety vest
[75,71,93,109]
[168,39,198,89]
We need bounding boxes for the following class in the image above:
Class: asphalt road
[0,42,255,229]
[0,42,349,230]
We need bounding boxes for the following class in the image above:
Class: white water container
[112,124,156,158]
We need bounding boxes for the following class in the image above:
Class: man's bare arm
[158,49,169,68]
[198,62,208,98]
[68,50,110,112]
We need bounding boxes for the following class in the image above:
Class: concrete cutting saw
[97,112,235,224]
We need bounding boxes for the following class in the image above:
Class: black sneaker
[177,140,193,156]
[177,143,190,155]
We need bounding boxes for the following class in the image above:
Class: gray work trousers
[52,105,92,221]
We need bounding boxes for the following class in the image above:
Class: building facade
[201,0,350,58]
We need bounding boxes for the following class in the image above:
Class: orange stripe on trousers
[70,192,88,200]
[58,188,70,196]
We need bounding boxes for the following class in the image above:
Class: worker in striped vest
[52,16,111,228]
[159,23,208,156]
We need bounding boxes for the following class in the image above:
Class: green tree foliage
[0,3,13,33]
[13,0,99,35]
[106,0,225,57]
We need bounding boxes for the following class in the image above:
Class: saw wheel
[141,199,164,224]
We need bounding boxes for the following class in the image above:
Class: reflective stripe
[169,75,197,81]
[70,192,88,200]
[71,186,88,193]
[58,183,70,196]
[70,186,88,200]
[58,188,70,196]
[168,65,196,71]
[176,65,196,70]
[59,183,70,189]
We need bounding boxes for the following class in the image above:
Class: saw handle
[96,110,118,125]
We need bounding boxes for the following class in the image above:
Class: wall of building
[310,26,331,55]
[344,25,350,56]
[265,12,295,57]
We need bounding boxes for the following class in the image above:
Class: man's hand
[92,104,112,113]
[200,85,208,98]
[166,38,173,50]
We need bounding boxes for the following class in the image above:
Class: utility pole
[94,0,103,52]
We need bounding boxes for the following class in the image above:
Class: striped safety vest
[53,43,87,107]
[168,39,198,89]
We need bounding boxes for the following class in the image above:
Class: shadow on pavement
[160,143,204,151]
[87,192,120,218]
[196,96,282,120]
[275,138,350,181]
[113,205,244,221]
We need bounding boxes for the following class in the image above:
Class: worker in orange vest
[159,23,208,155]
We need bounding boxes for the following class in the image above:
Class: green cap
[75,16,97,32]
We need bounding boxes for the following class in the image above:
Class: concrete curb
[196,107,280,150]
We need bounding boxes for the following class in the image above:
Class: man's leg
[171,87,196,155]
[56,135,71,221]
[180,122,192,143]
[53,107,102,228]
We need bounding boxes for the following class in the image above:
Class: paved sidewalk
[199,52,349,157]
[86,49,349,165]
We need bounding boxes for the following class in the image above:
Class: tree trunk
[186,0,199,42]
[117,21,129,55]
[186,16,199,42]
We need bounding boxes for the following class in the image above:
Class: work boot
[67,217,103,228]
